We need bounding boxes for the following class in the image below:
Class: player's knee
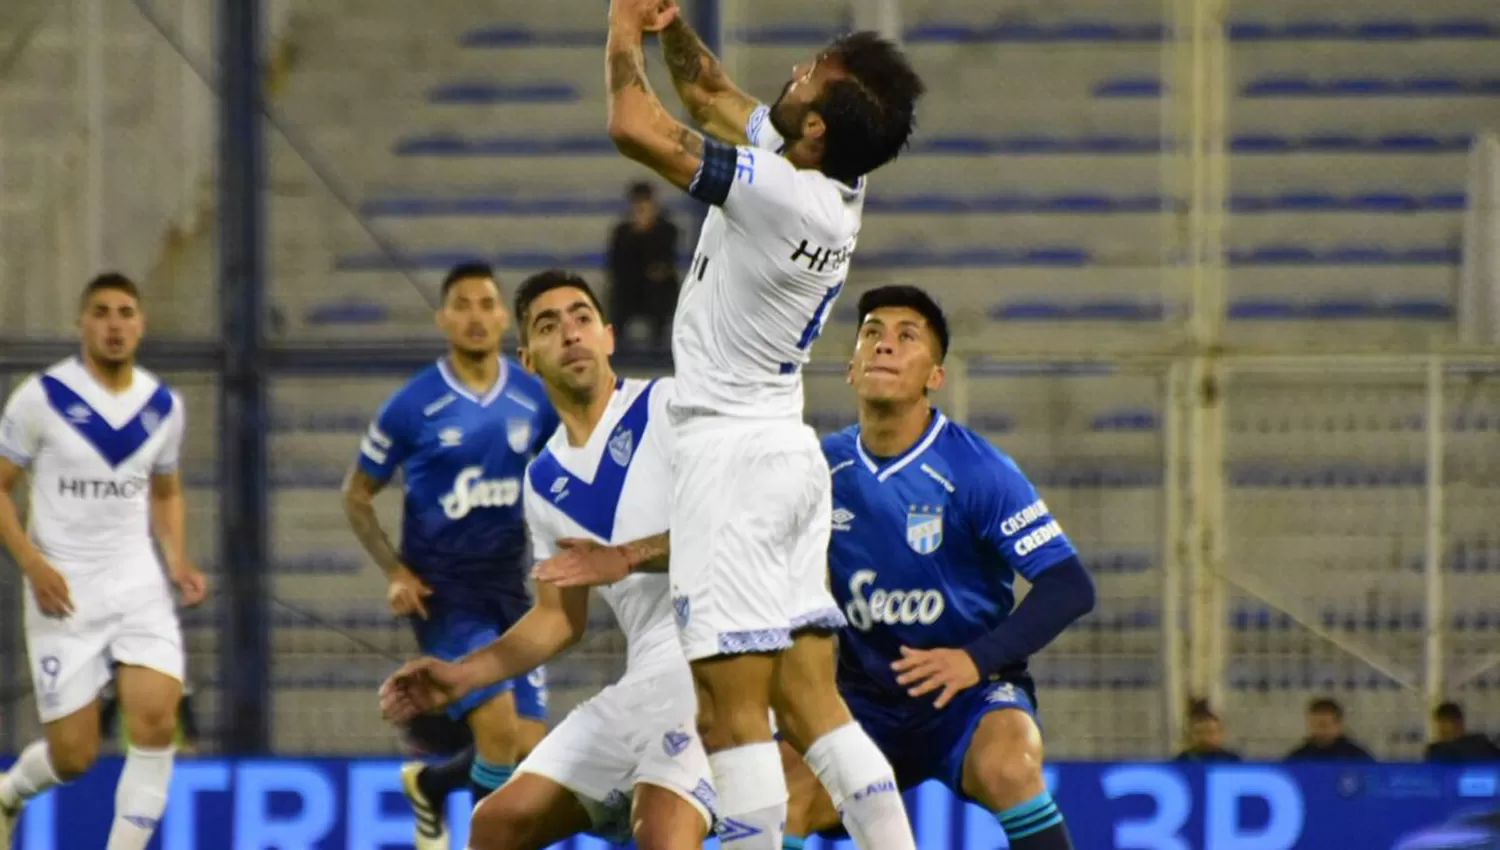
[696,697,772,751]
[468,794,536,850]
[48,733,99,780]
[127,703,179,749]
[970,749,1045,810]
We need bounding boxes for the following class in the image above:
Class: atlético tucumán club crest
[506,419,532,454]
[906,505,944,554]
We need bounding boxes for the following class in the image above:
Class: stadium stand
[252,0,1500,758]
[4,0,1495,760]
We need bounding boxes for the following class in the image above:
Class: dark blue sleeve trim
[963,554,1096,678]
[687,138,738,207]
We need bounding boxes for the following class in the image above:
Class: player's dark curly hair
[817,31,925,184]
[513,269,607,343]
[855,284,950,362]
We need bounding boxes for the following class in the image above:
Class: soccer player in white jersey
[0,273,208,850]
[380,271,714,850]
[604,1,925,847]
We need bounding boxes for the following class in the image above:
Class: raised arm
[606,0,708,190]
[659,8,758,144]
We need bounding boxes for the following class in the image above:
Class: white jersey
[672,104,867,420]
[523,378,681,682]
[0,358,183,582]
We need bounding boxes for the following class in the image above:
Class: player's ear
[517,344,534,373]
[803,110,826,142]
[603,323,617,357]
[845,358,855,385]
[926,363,946,394]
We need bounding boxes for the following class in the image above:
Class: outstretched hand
[531,538,632,588]
[379,657,470,723]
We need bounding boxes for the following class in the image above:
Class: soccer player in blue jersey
[535,284,1096,850]
[342,263,558,850]
[782,284,1096,850]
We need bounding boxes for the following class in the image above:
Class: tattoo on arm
[343,469,403,576]
[661,19,717,87]
[608,45,649,96]
[621,532,671,573]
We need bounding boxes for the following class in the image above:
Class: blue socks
[782,837,806,850]
[996,791,1073,848]
[468,757,514,802]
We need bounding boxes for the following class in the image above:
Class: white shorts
[512,667,714,841]
[669,416,845,662]
[23,569,184,724]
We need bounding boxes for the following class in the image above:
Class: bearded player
[382,270,713,850]
[603,0,924,846]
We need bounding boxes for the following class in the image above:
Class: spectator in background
[606,182,680,354]
[1286,697,1375,761]
[1426,702,1500,763]
[1175,699,1242,762]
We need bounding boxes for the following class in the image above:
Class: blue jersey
[824,410,1077,702]
[358,357,558,606]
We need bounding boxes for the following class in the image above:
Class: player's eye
[900,330,918,342]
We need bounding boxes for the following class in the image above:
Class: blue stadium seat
[1355,20,1424,40]
[459,25,603,47]
[1350,192,1421,211]
[1399,246,1462,264]
[1091,407,1160,431]
[1071,300,1164,321]
[1233,244,1318,265]
[1385,299,1453,319]
[1275,191,1342,210]
[1323,246,1393,265]
[427,82,578,104]
[1243,75,1317,96]
[991,302,1069,321]
[1306,298,1378,318]
[1426,192,1467,209]
[1428,19,1500,38]
[1092,77,1162,97]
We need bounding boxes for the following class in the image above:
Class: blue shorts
[843,677,1038,804]
[411,604,548,722]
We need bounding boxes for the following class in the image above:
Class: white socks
[803,723,915,850]
[105,745,175,850]
[709,742,788,849]
[0,741,61,809]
